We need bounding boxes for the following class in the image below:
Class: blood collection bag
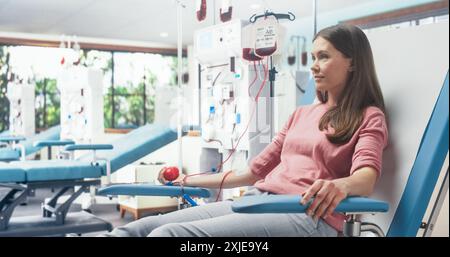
[220,0,232,22]
[242,48,262,61]
[254,16,279,57]
[241,25,262,61]
[301,51,308,66]
[301,41,308,66]
[196,0,207,22]
[287,42,295,66]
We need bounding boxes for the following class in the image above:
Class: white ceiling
[0,0,381,46]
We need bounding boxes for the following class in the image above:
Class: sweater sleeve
[350,109,389,178]
[249,108,299,178]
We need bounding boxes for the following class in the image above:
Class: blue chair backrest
[387,72,449,236]
[22,125,61,155]
[79,123,177,173]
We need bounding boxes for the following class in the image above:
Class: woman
[104,24,388,237]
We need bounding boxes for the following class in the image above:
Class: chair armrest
[0,136,26,143]
[97,184,211,198]
[231,195,389,214]
[64,144,113,151]
[33,139,75,147]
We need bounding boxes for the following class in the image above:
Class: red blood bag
[242,25,262,61]
[220,0,232,22]
[301,51,308,66]
[196,0,207,22]
[254,16,279,57]
[301,41,308,66]
[287,43,296,65]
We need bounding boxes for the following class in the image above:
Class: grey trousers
[103,189,338,237]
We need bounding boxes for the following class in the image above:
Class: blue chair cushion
[22,125,61,156]
[0,149,21,162]
[232,195,389,214]
[97,184,211,198]
[0,163,26,182]
[10,160,103,182]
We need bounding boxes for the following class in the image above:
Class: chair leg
[343,214,385,237]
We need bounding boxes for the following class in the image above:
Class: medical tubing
[179,58,269,201]
[215,170,233,202]
[247,61,258,97]
[215,61,267,173]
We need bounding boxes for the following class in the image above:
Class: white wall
[363,21,449,235]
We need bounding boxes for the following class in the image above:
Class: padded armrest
[97,184,211,198]
[64,144,113,151]
[0,136,26,143]
[231,195,389,214]
[33,139,75,147]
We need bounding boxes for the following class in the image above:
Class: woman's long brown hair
[314,24,386,145]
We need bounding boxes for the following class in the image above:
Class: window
[0,43,182,133]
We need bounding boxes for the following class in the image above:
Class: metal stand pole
[313,0,317,35]
[176,0,184,173]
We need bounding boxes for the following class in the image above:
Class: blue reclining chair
[232,72,449,237]
[96,23,449,237]
[0,125,61,162]
[0,124,193,236]
[96,72,448,237]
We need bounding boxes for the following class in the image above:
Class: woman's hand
[300,179,349,221]
[157,168,186,186]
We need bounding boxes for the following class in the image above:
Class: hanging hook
[249,11,296,23]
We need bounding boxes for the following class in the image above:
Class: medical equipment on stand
[6,81,35,138]
[56,61,107,211]
[194,18,287,201]
[248,11,294,138]
[58,66,104,147]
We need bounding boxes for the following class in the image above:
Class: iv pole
[313,0,317,35]
[249,11,295,139]
[176,0,185,175]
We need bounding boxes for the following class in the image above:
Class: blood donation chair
[0,124,202,236]
[0,125,61,162]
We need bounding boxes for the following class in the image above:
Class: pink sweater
[249,103,388,232]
